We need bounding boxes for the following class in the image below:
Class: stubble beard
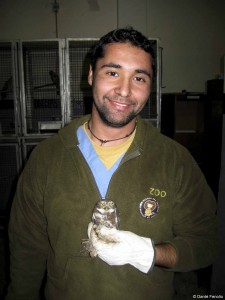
[93,99,138,128]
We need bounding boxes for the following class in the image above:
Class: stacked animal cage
[66,39,98,120]
[19,39,65,135]
[0,42,21,224]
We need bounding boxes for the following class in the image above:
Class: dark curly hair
[90,27,156,77]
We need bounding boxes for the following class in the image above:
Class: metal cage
[19,40,65,135]
[0,141,21,213]
[0,41,20,136]
[140,39,160,127]
[66,39,98,121]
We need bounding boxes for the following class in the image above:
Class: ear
[88,65,93,86]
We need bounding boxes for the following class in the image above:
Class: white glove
[88,223,155,273]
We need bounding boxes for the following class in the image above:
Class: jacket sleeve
[6,147,49,300]
[168,148,218,272]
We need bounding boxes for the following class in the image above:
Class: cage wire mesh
[139,40,158,123]
[0,42,15,134]
[21,41,62,134]
[0,144,19,212]
[68,39,97,119]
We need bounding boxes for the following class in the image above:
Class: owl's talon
[81,239,98,257]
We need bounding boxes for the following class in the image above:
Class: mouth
[106,97,134,111]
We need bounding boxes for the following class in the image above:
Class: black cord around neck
[87,121,136,146]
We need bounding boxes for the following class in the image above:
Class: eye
[107,71,118,77]
[100,202,106,208]
[108,201,114,208]
[134,76,145,83]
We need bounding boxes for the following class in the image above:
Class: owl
[92,200,120,229]
[82,200,120,257]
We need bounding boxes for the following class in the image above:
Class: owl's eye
[108,201,114,208]
[100,202,106,208]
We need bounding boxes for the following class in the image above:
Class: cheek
[134,86,151,103]
[93,78,115,96]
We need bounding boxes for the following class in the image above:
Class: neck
[87,119,136,146]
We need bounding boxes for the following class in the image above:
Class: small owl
[82,200,120,257]
[92,200,120,229]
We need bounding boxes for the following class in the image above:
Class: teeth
[107,98,131,107]
[116,102,128,107]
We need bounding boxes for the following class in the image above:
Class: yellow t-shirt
[82,123,136,170]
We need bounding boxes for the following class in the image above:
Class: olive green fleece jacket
[7,116,217,300]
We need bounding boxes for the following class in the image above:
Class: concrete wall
[0,0,225,93]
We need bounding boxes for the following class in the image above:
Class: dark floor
[0,224,211,300]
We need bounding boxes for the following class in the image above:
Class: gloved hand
[88,223,155,273]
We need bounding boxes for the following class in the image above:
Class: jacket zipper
[104,149,142,199]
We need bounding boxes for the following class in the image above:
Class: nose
[115,77,131,97]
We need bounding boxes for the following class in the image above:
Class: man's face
[88,42,153,128]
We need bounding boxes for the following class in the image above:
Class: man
[6,28,217,300]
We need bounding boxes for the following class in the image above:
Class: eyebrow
[100,63,121,69]
[100,63,152,79]
[135,69,152,79]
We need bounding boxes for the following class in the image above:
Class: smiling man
[7,28,217,300]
